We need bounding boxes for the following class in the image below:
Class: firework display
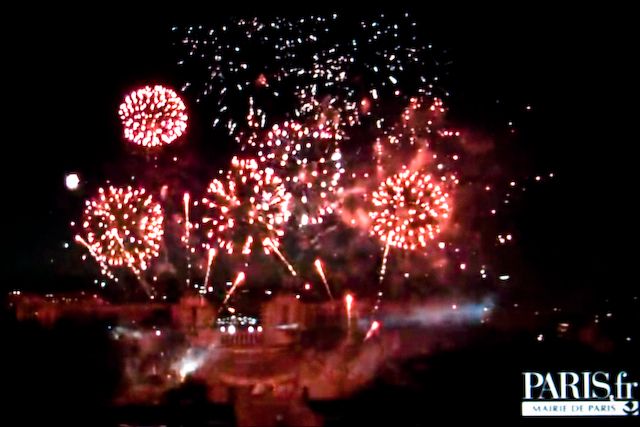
[245,118,344,227]
[172,13,446,136]
[118,85,188,147]
[369,168,455,250]
[16,14,633,424]
[75,186,164,285]
[64,12,552,309]
[201,156,292,256]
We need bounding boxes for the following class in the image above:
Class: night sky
[5,10,635,313]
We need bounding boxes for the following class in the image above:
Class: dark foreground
[3,311,638,426]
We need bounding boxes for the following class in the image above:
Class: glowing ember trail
[345,294,354,336]
[184,193,191,224]
[263,237,297,276]
[378,232,393,284]
[204,248,216,289]
[183,193,192,287]
[314,259,333,300]
[365,320,381,340]
[222,272,246,306]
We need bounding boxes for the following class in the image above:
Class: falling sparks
[378,236,392,285]
[263,237,297,276]
[118,85,188,147]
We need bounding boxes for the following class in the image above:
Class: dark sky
[5,11,635,309]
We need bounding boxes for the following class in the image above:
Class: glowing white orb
[65,173,80,190]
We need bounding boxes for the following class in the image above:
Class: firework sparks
[246,119,344,226]
[371,96,462,178]
[263,237,297,276]
[222,271,246,306]
[345,294,354,336]
[201,156,292,256]
[345,294,354,312]
[364,320,381,340]
[183,193,193,287]
[369,168,454,250]
[75,235,101,266]
[204,248,216,289]
[64,15,542,314]
[314,259,333,300]
[172,13,447,136]
[184,193,191,223]
[378,232,393,284]
[118,85,188,147]
[75,186,163,293]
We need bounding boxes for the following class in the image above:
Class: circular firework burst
[369,169,454,250]
[247,119,344,226]
[118,85,188,148]
[76,186,164,280]
[201,156,291,255]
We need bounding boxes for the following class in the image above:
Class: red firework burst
[118,85,188,148]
